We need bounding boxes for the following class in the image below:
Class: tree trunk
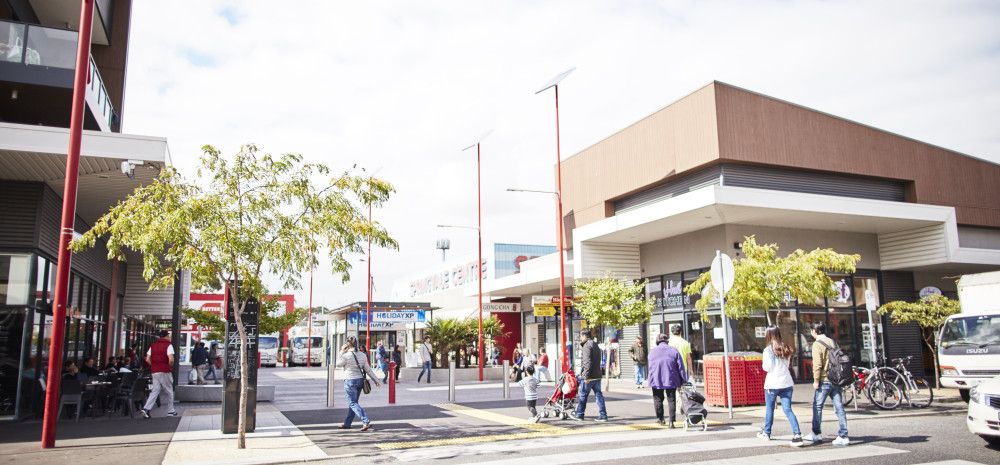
[924,332,941,389]
[232,297,249,449]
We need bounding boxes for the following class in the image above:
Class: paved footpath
[2,367,996,465]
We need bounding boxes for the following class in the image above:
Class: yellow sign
[533,305,557,317]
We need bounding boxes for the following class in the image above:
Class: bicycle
[885,356,934,408]
[843,365,901,410]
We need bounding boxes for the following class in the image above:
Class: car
[967,374,1000,447]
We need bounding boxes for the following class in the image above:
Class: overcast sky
[122,0,1000,308]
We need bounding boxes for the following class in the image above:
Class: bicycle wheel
[904,378,934,408]
[842,382,856,406]
[867,378,901,410]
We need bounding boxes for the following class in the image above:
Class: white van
[938,271,1000,402]
[259,335,280,367]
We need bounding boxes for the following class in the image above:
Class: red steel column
[307,268,313,366]
[41,0,95,449]
[476,143,484,382]
[366,204,372,353]
[554,85,569,375]
[388,361,396,404]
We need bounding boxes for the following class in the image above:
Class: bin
[703,351,765,407]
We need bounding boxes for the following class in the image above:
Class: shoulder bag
[351,352,372,394]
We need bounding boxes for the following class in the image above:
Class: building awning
[476,252,574,297]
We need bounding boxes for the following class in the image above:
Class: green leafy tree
[182,307,225,341]
[684,236,860,321]
[574,275,654,390]
[424,318,468,367]
[878,294,961,387]
[70,144,396,448]
[258,300,308,336]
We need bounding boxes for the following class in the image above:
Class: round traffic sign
[710,253,735,295]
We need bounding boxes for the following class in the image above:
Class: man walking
[573,329,608,422]
[806,321,849,446]
[141,330,177,418]
[630,335,648,388]
[377,340,389,384]
[417,336,433,384]
[668,324,692,376]
[190,341,209,385]
[535,348,552,382]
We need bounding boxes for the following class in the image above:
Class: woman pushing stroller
[647,333,687,427]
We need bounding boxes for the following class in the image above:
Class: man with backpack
[806,321,849,446]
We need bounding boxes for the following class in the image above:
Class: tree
[684,236,860,321]
[71,144,396,448]
[424,318,467,367]
[182,307,226,341]
[878,294,960,387]
[182,301,305,344]
[574,275,654,390]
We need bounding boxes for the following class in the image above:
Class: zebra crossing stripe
[669,445,907,465]
[910,461,988,465]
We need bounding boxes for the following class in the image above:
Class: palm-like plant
[424,318,467,367]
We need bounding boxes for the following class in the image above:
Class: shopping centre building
[480,81,1000,382]
[0,1,177,420]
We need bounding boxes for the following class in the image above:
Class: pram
[541,370,579,420]
[679,382,708,431]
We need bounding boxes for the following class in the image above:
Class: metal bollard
[326,355,336,407]
[388,361,396,404]
[502,360,510,399]
[448,360,456,402]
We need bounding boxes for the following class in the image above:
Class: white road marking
[910,461,989,465]
[671,445,907,465]
[470,436,782,465]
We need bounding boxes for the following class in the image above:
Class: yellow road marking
[435,402,564,432]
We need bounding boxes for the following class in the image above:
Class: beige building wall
[639,226,726,276]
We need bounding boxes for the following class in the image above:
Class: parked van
[938,271,1000,402]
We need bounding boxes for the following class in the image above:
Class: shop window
[0,254,32,306]
[662,273,685,310]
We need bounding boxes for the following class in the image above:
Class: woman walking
[337,336,382,431]
[758,326,804,446]
[647,333,688,427]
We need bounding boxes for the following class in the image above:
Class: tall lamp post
[41,0,95,449]
[438,223,485,381]
[366,203,373,353]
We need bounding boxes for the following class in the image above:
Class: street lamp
[437,225,483,381]
[507,188,569,375]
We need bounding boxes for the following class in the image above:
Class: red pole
[41,0,94,449]
[477,143,484,382]
[366,204,372,354]
[554,84,569,375]
[388,361,396,404]
[307,266,313,366]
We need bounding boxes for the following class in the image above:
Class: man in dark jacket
[630,335,648,388]
[190,341,209,385]
[573,329,608,422]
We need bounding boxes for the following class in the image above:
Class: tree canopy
[684,236,860,320]
[574,275,654,331]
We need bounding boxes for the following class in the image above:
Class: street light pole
[307,260,313,368]
[41,0,94,449]
[476,143,484,382]
[366,203,373,354]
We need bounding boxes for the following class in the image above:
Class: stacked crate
[704,352,765,407]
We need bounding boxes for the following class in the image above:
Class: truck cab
[938,271,1000,401]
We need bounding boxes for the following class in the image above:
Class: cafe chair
[57,378,83,422]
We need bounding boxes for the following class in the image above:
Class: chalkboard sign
[222,293,259,434]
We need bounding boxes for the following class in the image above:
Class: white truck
[938,271,1000,402]
[259,334,280,367]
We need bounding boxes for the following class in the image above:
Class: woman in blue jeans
[337,337,382,431]
[757,326,804,446]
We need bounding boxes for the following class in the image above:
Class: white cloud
[122,0,1000,307]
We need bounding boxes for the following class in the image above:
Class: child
[518,365,541,422]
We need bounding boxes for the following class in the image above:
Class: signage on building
[482,302,520,313]
[348,310,427,324]
[533,306,557,317]
[407,259,489,297]
[832,279,851,303]
[663,278,688,308]
[532,295,571,318]
[919,286,942,298]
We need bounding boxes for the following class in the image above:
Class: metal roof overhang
[476,252,574,298]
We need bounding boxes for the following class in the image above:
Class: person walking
[337,337,381,431]
[190,341,209,385]
[806,321,850,446]
[205,342,220,384]
[376,341,389,384]
[391,344,403,383]
[647,333,687,427]
[417,336,433,384]
[668,324,693,376]
[535,348,552,382]
[140,330,177,418]
[757,326,804,446]
[630,335,648,388]
[518,365,541,422]
[513,350,525,382]
[573,329,608,422]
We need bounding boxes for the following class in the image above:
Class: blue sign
[348,310,426,324]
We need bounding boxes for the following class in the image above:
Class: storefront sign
[832,279,851,303]
[919,286,942,298]
[533,305,557,317]
[348,310,427,324]
[482,302,520,313]
[754,327,766,338]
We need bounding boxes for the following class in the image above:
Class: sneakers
[571,414,584,422]
[790,435,804,447]
[594,417,608,423]
[832,436,850,446]
[656,419,666,426]
[140,409,150,419]
[804,433,823,443]
[531,415,541,423]
[360,423,373,432]
[756,431,771,441]
[166,411,178,417]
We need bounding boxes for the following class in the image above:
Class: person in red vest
[141,330,177,418]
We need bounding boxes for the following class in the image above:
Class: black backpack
[817,340,853,387]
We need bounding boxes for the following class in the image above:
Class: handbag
[351,352,372,395]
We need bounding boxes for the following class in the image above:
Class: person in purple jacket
[647,333,688,427]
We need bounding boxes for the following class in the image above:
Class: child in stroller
[679,382,709,431]
[541,370,579,420]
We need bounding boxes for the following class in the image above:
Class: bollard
[502,360,510,399]
[448,360,456,402]
[388,361,396,404]
[326,355,336,407]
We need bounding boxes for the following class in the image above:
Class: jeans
[652,388,676,422]
[143,372,175,413]
[575,379,607,419]
[379,361,389,384]
[812,382,848,438]
[343,378,369,427]
[417,361,432,383]
[635,365,647,385]
[526,399,537,416]
[536,366,552,382]
[205,362,218,383]
[763,386,801,436]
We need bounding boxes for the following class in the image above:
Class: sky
[122,0,1000,309]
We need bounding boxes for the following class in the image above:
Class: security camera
[120,159,144,179]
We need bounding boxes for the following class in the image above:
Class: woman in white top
[758,326,803,446]
[337,337,381,431]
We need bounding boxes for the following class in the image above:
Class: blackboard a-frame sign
[222,292,259,434]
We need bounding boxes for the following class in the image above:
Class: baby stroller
[679,383,708,431]
[541,370,579,420]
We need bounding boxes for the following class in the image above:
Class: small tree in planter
[574,275,654,391]
[425,318,467,367]
[878,294,960,387]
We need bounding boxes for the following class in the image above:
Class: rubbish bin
[703,351,765,407]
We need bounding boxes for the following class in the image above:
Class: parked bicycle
[843,364,901,410]
[885,356,934,408]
